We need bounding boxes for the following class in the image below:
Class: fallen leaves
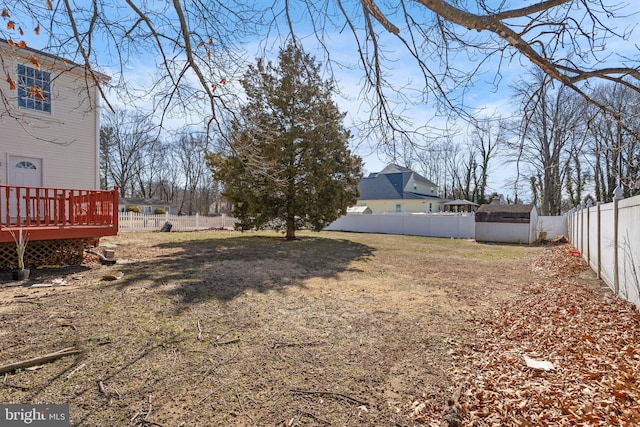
[412,246,640,425]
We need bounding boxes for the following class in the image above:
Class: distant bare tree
[101,109,157,197]
[511,70,587,214]
[586,83,640,201]
[469,118,506,204]
[174,131,211,215]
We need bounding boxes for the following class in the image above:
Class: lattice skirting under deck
[0,239,85,270]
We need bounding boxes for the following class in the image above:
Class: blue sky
[5,1,640,200]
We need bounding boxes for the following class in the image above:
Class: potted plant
[6,227,30,280]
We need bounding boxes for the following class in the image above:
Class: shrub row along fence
[118,212,237,232]
[567,194,640,309]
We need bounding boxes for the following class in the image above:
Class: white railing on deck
[118,212,237,232]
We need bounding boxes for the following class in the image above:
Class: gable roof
[0,39,110,82]
[358,163,440,200]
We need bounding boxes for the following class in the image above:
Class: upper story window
[17,64,51,113]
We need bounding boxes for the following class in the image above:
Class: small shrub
[154,208,167,215]
[126,205,141,213]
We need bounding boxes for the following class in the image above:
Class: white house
[0,39,118,253]
[0,39,108,190]
[356,164,444,214]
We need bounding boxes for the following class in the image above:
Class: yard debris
[0,347,82,374]
[102,271,124,281]
[523,355,554,371]
[412,245,640,425]
[290,388,369,406]
[30,278,68,288]
[443,386,463,426]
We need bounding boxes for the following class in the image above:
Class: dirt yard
[0,230,638,426]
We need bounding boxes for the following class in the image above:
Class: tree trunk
[285,221,296,240]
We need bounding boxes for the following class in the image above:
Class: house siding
[1,43,102,190]
[359,199,443,214]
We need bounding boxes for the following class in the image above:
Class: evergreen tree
[207,43,362,239]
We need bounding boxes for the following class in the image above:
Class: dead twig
[214,338,239,346]
[273,341,325,348]
[196,320,203,341]
[145,394,152,420]
[290,388,369,406]
[65,363,86,380]
[0,347,82,374]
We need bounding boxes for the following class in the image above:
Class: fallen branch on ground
[290,388,369,406]
[0,347,82,374]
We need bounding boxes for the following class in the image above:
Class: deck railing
[0,185,119,239]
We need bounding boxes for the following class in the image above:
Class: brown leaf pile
[414,246,640,426]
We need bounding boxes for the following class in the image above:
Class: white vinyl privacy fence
[568,194,640,309]
[325,213,476,238]
[119,212,237,232]
[326,212,567,242]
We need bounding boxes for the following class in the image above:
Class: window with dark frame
[17,64,51,113]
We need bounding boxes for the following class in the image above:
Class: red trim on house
[0,185,119,243]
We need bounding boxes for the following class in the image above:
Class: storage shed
[347,205,373,214]
[475,203,538,244]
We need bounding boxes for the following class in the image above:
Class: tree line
[406,71,640,216]
[99,110,227,216]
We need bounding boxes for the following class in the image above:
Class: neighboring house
[0,40,118,267]
[475,202,538,244]
[119,197,177,215]
[356,164,444,213]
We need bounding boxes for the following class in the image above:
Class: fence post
[586,203,591,263]
[579,206,584,254]
[613,197,620,294]
[596,203,601,279]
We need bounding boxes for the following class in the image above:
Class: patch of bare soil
[1,231,631,426]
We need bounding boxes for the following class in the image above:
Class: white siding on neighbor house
[407,176,438,197]
[1,45,102,190]
[360,199,443,214]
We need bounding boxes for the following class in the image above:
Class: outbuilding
[475,203,538,244]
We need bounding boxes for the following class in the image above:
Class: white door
[7,156,43,222]
[8,156,43,187]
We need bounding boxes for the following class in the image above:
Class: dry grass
[0,230,565,425]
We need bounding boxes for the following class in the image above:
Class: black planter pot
[12,269,30,281]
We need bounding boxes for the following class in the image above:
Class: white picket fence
[118,212,237,232]
[567,194,640,309]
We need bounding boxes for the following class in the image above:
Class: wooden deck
[0,185,119,243]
